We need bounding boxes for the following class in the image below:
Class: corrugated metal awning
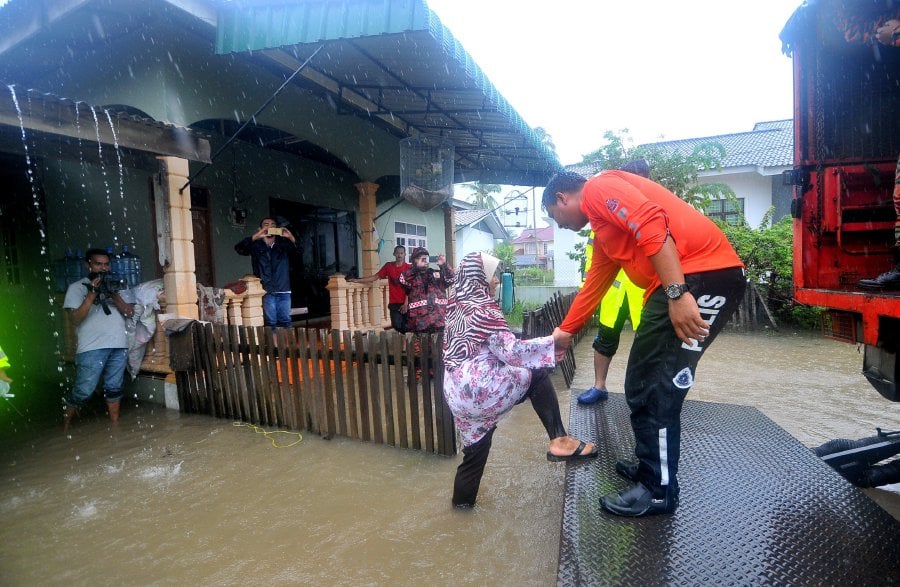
[216,0,560,186]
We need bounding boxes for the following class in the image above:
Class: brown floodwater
[0,329,897,585]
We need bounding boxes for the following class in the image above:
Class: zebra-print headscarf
[443,252,508,371]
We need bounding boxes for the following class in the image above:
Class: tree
[581,129,733,211]
[463,182,502,210]
[718,212,818,327]
[493,242,515,272]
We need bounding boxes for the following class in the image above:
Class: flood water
[1,329,898,585]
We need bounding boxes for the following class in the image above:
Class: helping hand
[552,327,573,361]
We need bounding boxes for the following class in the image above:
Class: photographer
[234,217,299,327]
[63,248,134,432]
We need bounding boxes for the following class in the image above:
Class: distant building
[512,226,554,270]
[452,199,509,261]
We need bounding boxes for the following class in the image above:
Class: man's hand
[668,294,710,345]
[436,254,446,266]
[400,302,409,314]
[281,227,296,243]
[251,226,268,241]
[552,327,573,361]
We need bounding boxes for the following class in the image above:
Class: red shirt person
[349,245,412,332]
[544,170,745,518]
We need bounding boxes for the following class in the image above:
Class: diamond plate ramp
[558,394,900,586]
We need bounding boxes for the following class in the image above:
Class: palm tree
[463,182,502,210]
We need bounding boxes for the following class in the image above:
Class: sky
[426,0,799,165]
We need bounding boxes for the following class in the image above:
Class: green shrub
[504,300,541,329]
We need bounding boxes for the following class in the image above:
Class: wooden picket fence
[168,323,456,456]
[521,291,585,387]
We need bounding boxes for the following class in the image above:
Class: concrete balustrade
[326,274,390,332]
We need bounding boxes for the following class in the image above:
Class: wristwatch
[664,283,690,300]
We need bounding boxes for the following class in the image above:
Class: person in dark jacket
[235,217,299,327]
[399,247,454,333]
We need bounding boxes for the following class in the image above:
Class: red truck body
[782,0,900,400]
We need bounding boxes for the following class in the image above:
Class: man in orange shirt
[544,170,745,517]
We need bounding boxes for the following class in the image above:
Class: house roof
[0,0,560,186]
[512,226,553,244]
[567,119,793,178]
[452,203,509,241]
[214,0,561,186]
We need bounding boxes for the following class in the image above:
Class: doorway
[269,198,357,318]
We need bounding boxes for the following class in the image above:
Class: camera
[267,227,283,236]
[87,271,128,295]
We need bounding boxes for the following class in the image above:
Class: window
[705,198,744,226]
[395,221,427,251]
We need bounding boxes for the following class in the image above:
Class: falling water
[103,108,132,247]
[89,105,117,247]
[8,86,54,310]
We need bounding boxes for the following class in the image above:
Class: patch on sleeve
[606,198,619,212]
[672,367,693,389]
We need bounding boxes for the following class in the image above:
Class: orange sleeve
[560,248,618,334]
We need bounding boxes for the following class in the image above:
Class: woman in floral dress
[442,252,597,507]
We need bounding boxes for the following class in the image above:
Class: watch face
[665,284,683,299]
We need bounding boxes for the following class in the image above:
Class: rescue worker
[544,170,745,517]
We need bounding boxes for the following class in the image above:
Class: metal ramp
[558,394,900,586]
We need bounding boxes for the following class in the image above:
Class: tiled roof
[566,120,793,176]
[512,226,553,243]
[454,209,492,227]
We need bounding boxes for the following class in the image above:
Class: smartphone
[267,227,283,236]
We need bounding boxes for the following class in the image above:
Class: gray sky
[427,0,798,164]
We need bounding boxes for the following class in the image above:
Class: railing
[326,275,391,332]
[169,324,456,456]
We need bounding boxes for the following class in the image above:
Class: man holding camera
[235,217,299,327]
[63,248,135,432]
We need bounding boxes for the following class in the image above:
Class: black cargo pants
[625,267,745,499]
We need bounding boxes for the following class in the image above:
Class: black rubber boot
[599,482,678,517]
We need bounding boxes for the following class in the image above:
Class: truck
[781,0,900,486]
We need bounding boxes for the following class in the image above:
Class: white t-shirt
[64,279,128,354]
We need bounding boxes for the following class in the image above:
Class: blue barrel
[501,271,515,313]
[121,245,142,287]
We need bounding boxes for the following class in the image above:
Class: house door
[191,188,215,287]
[148,182,215,287]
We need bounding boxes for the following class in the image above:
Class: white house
[452,199,509,260]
